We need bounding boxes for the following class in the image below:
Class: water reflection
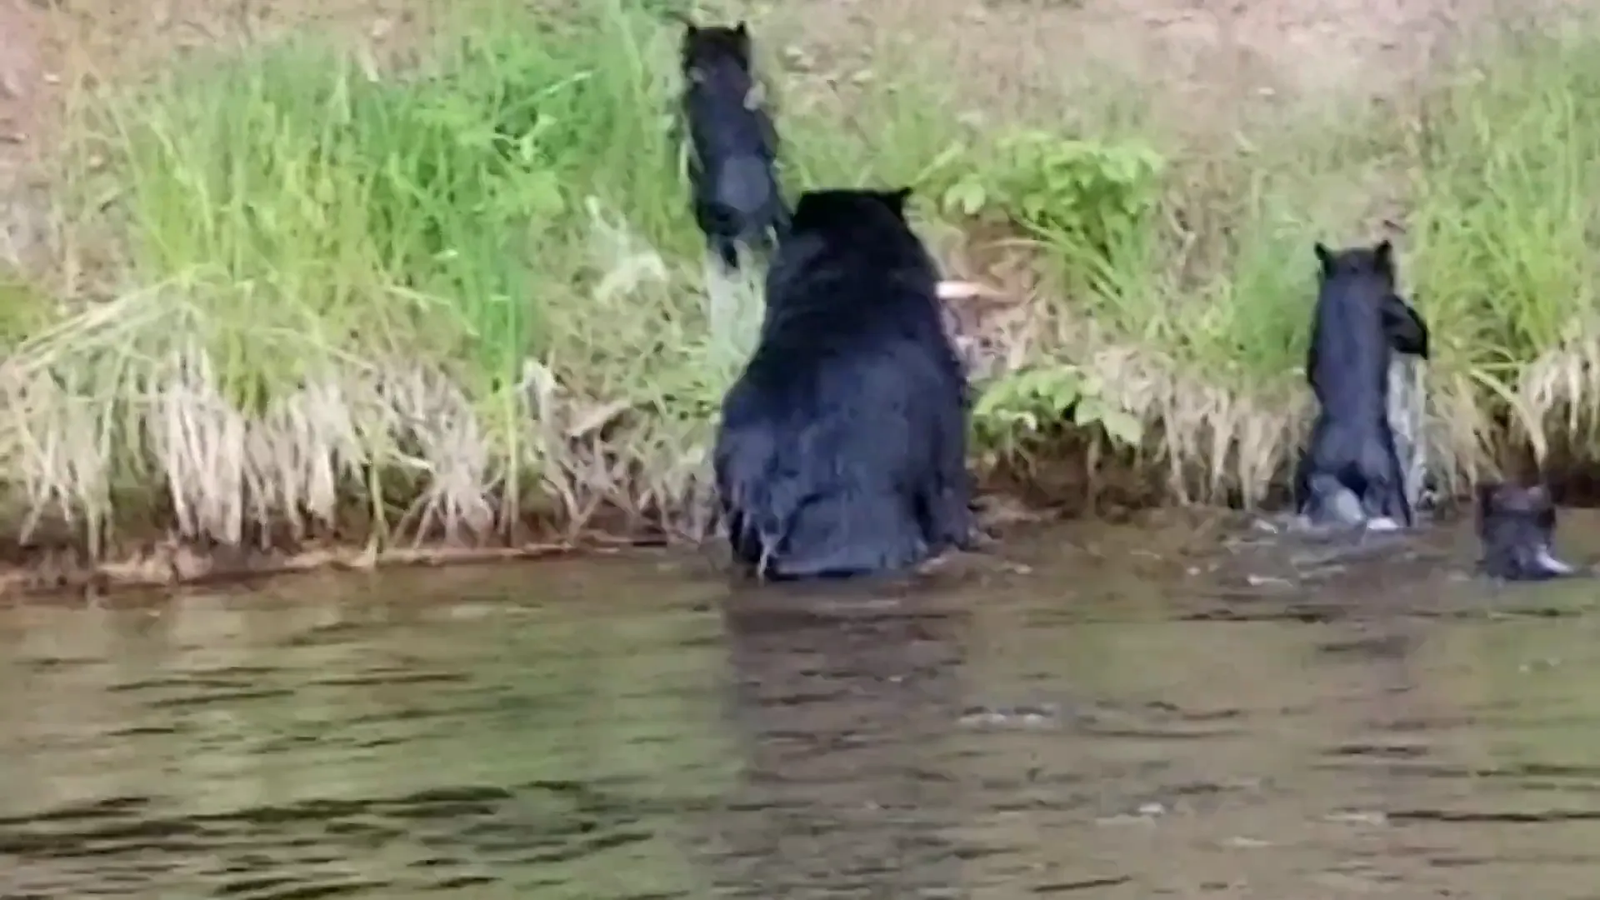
[710,587,967,897]
[0,514,1598,897]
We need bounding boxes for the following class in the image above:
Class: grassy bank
[3,2,1600,557]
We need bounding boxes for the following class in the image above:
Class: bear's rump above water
[713,187,972,580]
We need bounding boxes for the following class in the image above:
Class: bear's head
[1312,239,1396,292]
[680,20,753,83]
[790,187,915,236]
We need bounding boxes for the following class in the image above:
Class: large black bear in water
[677,19,789,272]
[713,187,973,580]
[1294,239,1430,528]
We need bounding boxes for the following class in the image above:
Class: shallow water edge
[0,498,1580,603]
[0,539,581,600]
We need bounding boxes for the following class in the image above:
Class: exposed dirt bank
[0,483,1224,600]
[0,538,577,599]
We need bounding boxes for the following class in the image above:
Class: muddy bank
[0,468,1212,599]
[3,443,1597,600]
[6,418,1600,601]
[0,536,586,599]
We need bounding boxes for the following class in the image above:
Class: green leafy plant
[973,364,1144,461]
[938,132,1164,257]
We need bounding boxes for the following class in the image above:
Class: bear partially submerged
[713,187,974,580]
[1294,239,1431,529]
[677,19,789,272]
[1477,483,1577,581]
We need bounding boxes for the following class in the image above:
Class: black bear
[1294,240,1430,529]
[1477,482,1577,581]
[713,186,974,580]
[677,19,789,272]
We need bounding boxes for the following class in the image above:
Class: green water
[3,512,1600,899]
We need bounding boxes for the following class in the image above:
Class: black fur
[714,187,974,580]
[1381,292,1429,359]
[1294,240,1417,527]
[678,20,789,271]
[1477,482,1575,581]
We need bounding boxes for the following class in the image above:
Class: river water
[3,510,1600,899]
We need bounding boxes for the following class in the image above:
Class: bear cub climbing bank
[713,186,975,580]
[676,19,789,272]
[1295,239,1430,529]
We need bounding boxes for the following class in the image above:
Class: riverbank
[0,0,1598,585]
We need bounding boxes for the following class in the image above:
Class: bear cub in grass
[1295,239,1431,529]
[713,186,975,580]
[677,19,789,272]
[1477,482,1578,581]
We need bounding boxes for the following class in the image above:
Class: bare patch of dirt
[0,0,444,270]
[771,0,1585,134]
[0,0,51,269]
[0,0,1587,259]
[0,0,44,147]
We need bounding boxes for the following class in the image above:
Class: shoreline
[4,467,1593,600]
[0,534,594,599]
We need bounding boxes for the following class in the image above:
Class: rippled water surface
[5,510,1600,899]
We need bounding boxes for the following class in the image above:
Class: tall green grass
[5,1,971,550]
[5,3,1600,553]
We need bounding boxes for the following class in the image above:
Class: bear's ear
[884,186,914,216]
[1372,238,1395,276]
[734,20,749,36]
[1313,242,1335,278]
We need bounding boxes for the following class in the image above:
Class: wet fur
[1294,240,1426,528]
[678,20,790,272]
[1477,483,1576,581]
[714,187,974,581]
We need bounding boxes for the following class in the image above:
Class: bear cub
[713,186,974,580]
[677,19,789,272]
[1295,239,1430,529]
[1477,483,1577,581]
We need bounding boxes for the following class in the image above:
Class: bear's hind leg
[767,494,928,580]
